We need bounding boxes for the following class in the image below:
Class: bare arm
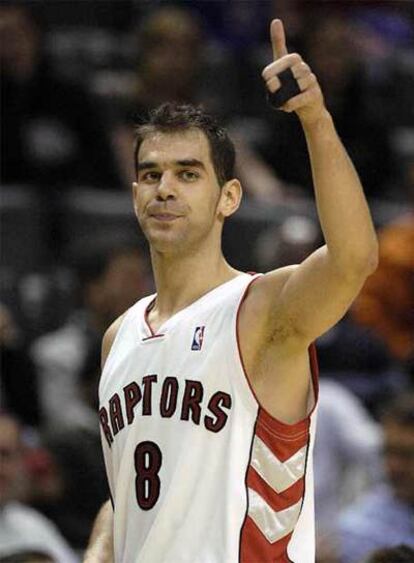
[250,20,378,346]
[83,500,114,563]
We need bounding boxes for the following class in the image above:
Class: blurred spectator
[363,545,414,563]
[112,5,238,185]
[314,379,382,562]
[249,12,393,199]
[0,4,121,189]
[316,317,392,377]
[314,315,402,417]
[255,214,321,270]
[352,211,414,366]
[31,235,151,430]
[337,392,414,563]
[352,7,414,146]
[0,303,42,427]
[302,13,394,198]
[0,550,55,562]
[0,412,78,562]
[129,6,236,118]
[34,341,107,549]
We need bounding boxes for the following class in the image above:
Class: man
[85,20,378,563]
[338,392,414,563]
[0,413,78,562]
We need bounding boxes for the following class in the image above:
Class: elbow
[366,245,379,275]
[333,240,379,279]
[355,227,380,275]
[350,243,379,278]
[364,235,379,275]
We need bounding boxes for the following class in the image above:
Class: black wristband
[267,68,301,110]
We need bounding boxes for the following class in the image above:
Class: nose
[156,171,176,201]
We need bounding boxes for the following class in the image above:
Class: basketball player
[84,20,378,563]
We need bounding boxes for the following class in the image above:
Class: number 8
[134,441,162,510]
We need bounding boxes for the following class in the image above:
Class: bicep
[264,245,370,344]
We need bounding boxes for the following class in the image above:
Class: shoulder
[241,265,300,343]
[101,313,127,369]
[246,266,298,304]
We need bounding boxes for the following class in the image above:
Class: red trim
[247,466,305,512]
[255,416,309,460]
[143,297,157,337]
[239,407,260,561]
[241,517,293,563]
[235,278,319,436]
[141,334,165,342]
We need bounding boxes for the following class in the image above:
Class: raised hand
[262,19,326,125]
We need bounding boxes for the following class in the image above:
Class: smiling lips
[151,213,180,222]
[147,205,185,222]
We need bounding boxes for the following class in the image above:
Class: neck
[150,243,240,317]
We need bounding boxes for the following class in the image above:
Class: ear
[218,179,242,219]
[132,182,139,217]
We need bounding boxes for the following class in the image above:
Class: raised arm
[248,19,378,346]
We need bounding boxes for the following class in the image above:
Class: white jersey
[99,274,319,563]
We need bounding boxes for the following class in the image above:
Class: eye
[179,170,199,182]
[141,171,161,183]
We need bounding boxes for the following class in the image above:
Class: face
[0,415,22,505]
[383,419,414,505]
[133,129,239,255]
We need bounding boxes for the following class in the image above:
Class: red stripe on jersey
[241,516,294,563]
[236,279,319,561]
[255,413,310,463]
[247,465,305,513]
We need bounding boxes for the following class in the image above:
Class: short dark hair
[133,102,236,187]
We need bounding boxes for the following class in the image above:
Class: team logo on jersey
[191,326,205,351]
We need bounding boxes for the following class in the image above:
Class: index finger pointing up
[271,19,288,60]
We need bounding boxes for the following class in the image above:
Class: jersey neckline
[142,273,250,339]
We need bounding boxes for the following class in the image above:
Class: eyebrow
[137,159,206,172]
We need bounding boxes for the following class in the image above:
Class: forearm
[84,500,114,563]
[302,111,378,273]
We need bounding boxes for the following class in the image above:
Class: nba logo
[191,326,205,351]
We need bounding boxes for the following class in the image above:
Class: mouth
[150,213,181,222]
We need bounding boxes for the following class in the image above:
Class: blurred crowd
[1,1,413,562]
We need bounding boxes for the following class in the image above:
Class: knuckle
[267,78,279,93]
[262,64,273,78]
[290,53,302,64]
